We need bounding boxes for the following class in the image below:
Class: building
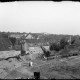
[8,33,27,39]
[25,33,34,39]
[9,33,23,39]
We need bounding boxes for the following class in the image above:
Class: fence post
[34,72,40,79]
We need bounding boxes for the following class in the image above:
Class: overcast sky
[0,1,80,35]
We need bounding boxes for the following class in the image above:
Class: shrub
[44,51,51,57]
[59,48,70,58]
[49,43,60,51]
[40,46,51,58]
[49,37,69,52]
[9,37,16,46]
[59,38,69,49]
[71,39,75,45]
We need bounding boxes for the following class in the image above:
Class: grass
[1,54,80,79]
[29,55,80,79]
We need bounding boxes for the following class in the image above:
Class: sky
[0,1,80,35]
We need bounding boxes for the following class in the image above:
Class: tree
[9,37,16,46]
[45,51,51,57]
[49,37,69,52]
[59,38,69,49]
[71,39,75,45]
[40,46,51,58]
[49,43,60,51]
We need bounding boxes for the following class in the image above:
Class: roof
[25,33,34,39]
[9,33,27,39]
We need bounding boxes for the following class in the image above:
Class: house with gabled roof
[25,33,34,39]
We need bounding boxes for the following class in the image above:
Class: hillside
[0,33,12,51]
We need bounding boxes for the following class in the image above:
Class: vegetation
[30,56,80,79]
[49,43,60,51]
[40,46,51,58]
[49,37,69,52]
[0,32,80,79]
[0,33,12,51]
[0,31,80,52]
[49,36,80,58]
[59,38,69,49]
[9,37,16,46]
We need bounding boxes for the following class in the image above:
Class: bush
[60,48,80,58]
[49,37,80,58]
[9,37,16,46]
[0,34,12,51]
[49,37,69,52]
[49,43,60,51]
[60,50,71,58]
[71,39,75,45]
[40,46,51,58]
[59,38,69,49]
[44,51,51,57]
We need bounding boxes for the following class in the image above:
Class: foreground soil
[29,55,80,79]
[0,51,80,79]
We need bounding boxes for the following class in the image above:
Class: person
[44,56,47,60]
[29,61,33,67]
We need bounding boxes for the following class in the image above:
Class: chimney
[21,40,29,56]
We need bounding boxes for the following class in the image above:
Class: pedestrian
[29,61,33,67]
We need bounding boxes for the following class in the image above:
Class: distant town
[0,31,80,51]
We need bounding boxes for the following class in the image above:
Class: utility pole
[68,36,71,45]
[70,36,72,45]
